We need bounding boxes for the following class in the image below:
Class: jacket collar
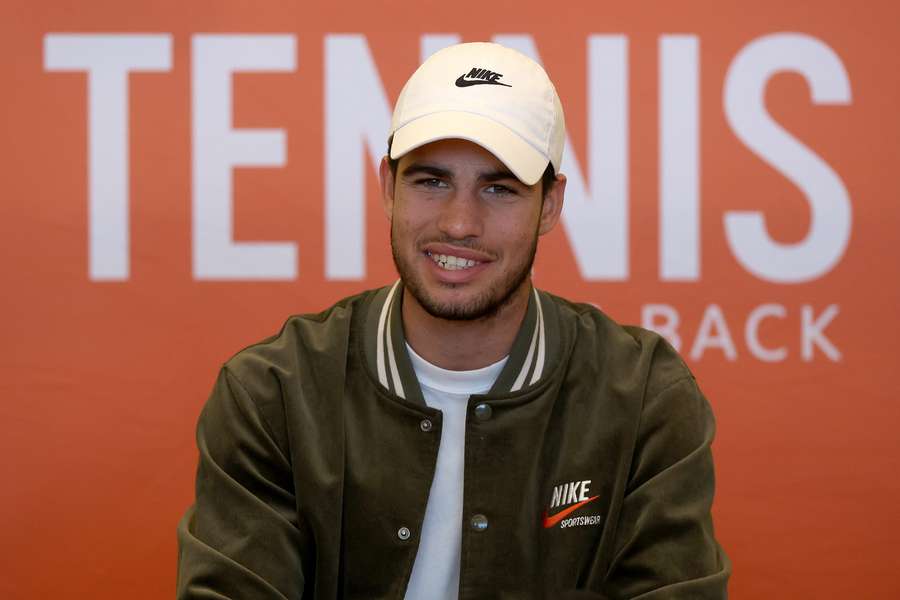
[363,280,558,404]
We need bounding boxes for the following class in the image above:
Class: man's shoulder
[221,287,379,387]
[543,291,694,399]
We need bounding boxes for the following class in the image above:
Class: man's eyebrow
[400,163,452,179]
[478,168,519,183]
[400,163,521,184]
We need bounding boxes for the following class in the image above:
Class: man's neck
[401,281,531,371]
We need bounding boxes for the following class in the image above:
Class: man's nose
[437,191,483,240]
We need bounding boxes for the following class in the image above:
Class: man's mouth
[425,251,482,271]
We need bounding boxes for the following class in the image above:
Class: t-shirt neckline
[405,342,508,395]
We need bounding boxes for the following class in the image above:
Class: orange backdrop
[3,0,900,597]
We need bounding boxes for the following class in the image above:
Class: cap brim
[390,111,549,186]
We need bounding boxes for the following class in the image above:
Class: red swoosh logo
[541,495,600,528]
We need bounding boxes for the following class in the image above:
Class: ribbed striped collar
[363,280,557,404]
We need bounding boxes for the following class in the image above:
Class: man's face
[380,138,565,321]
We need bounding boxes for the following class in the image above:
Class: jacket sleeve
[603,375,731,599]
[177,366,304,599]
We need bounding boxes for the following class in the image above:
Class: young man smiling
[177,42,731,599]
[382,136,564,371]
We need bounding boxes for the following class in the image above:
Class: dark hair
[386,135,558,198]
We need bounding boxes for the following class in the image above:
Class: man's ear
[379,155,395,222]
[538,173,567,236]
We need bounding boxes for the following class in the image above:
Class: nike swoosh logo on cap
[455,75,512,88]
[541,495,600,528]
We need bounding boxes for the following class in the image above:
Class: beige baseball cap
[389,42,565,185]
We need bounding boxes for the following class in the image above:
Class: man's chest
[319,376,637,599]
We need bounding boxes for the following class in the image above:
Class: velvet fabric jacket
[177,283,731,599]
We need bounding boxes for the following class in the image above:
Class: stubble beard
[390,228,538,322]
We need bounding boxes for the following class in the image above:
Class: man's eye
[486,184,515,195]
[418,178,447,188]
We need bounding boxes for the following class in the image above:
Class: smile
[426,251,481,271]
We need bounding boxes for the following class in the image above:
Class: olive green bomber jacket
[176,283,731,599]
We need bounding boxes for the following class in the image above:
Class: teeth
[427,252,479,270]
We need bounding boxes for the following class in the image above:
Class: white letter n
[324,35,393,280]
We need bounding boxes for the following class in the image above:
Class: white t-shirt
[403,343,508,600]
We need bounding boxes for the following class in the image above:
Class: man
[177,42,730,599]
